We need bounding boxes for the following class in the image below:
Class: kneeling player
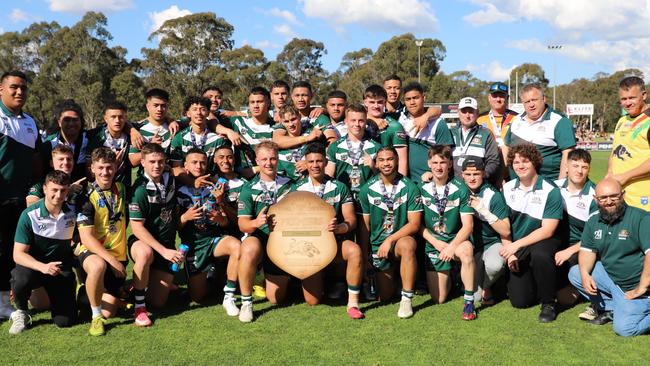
[177,147,241,316]
[291,143,364,318]
[10,171,77,334]
[420,145,476,320]
[359,147,422,318]
[77,147,129,336]
[129,144,185,321]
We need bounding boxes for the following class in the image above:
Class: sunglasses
[490,84,508,93]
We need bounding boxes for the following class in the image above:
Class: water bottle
[216,177,228,188]
[204,195,217,213]
[170,244,189,272]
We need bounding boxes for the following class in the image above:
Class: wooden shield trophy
[267,191,337,279]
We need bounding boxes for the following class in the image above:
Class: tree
[276,38,327,84]
[338,48,373,75]
[510,63,549,90]
[221,45,269,107]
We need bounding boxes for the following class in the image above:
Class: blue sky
[5,0,650,86]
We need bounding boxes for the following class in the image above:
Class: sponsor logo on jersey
[129,203,141,213]
[594,229,602,240]
[618,229,629,240]
[641,196,649,206]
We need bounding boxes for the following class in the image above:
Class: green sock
[464,290,474,302]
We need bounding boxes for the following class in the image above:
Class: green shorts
[186,236,223,275]
[370,243,396,272]
[424,242,452,272]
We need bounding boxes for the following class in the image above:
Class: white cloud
[466,61,516,81]
[255,40,281,49]
[299,0,438,33]
[10,9,29,22]
[269,8,302,25]
[48,0,133,13]
[274,24,298,39]
[463,3,516,26]
[148,5,192,34]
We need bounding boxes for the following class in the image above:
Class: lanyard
[431,182,450,224]
[149,173,170,202]
[104,128,124,150]
[345,138,365,166]
[457,125,479,157]
[92,182,120,222]
[259,178,279,205]
[379,178,399,212]
[309,177,328,198]
[190,129,208,149]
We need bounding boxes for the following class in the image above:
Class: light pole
[415,40,424,83]
[547,44,563,109]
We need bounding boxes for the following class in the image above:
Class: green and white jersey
[359,174,422,249]
[503,175,563,241]
[237,175,293,236]
[420,177,473,243]
[0,101,42,200]
[291,176,353,221]
[223,176,247,204]
[451,125,491,165]
[505,105,576,180]
[129,172,178,248]
[230,116,274,170]
[397,114,454,184]
[129,119,172,152]
[313,114,335,132]
[581,206,650,291]
[15,200,76,267]
[176,184,223,243]
[555,178,598,245]
[86,126,132,187]
[327,136,381,195]
[368,116,408,148]
[169,126,226,174]
[27,179,85,212]
[42,131,89,180]
[274,123,312,180]
[470,183,510,250]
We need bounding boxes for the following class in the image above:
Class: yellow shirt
[477,109,517,147]
[76,182,128,260]
[611,111,650,210]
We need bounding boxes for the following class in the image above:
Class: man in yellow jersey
[607,76,650,211]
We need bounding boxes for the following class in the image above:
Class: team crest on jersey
[422,198,431,206]
[576,201,586,210]
[38,223,47,231]
[531,196,542,205]
[447,198,460,207]
[613,145,632,161]
[338,153,348,160]
[641,196,649,206]
[98,198,106,208]
[160,208,172,224]
[471,136,482,145]
[374,198,382,206]
[618,229,629,240]
[594,229,602,240]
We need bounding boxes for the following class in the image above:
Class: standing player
[76,147,129,336]
[9,171,77,334]
[289,81,323,126]
[460,156,511,305]
[237,141,293,322]
[42,99,89,180]
[397,82,454,183]
[86,101,132,187]
[129,144,184,315]
[291,143,365,318]
[128,89,174,171]
[176,148,242,315]
[420,145,477,320]
[170,96,227,185]
[359,147,422,318]
[0,70,43,318]
[274,105,324,180]
[313,90,348,143]
[269,80,290,123]
[363,85,409,177]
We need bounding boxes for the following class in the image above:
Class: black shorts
[78,250,127,297]
[127,235,175,275]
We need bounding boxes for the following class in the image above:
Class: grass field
[3,149,644,366]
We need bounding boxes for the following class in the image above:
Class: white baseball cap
[458,97,478,110]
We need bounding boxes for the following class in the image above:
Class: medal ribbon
[379,178,399,212]
[190,129,209,149]
[92,182,119,222]
[431,182,450,226]
[259,178,279,205]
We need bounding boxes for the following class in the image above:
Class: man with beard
[569,178,650,336]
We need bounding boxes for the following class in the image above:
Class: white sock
[91,306,102,318]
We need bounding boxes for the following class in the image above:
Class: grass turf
[3,149,644,365]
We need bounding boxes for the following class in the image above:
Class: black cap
[461,156,485,171]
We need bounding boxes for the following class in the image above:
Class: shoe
[253,285,266,298]
[462,301,477,321]
[578,305,598,321]
[134,307,152,327]
[222,296,240,317]
[9,310,31,335]
[89,316,106,336]
[347,306,365,320]
[588,311,612,325]
[538,303,557,323]
[0,292,14,319]
[363,282,377,301]
[397,299,413,319]
[327,282,347,300]
[239,302,253,323]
